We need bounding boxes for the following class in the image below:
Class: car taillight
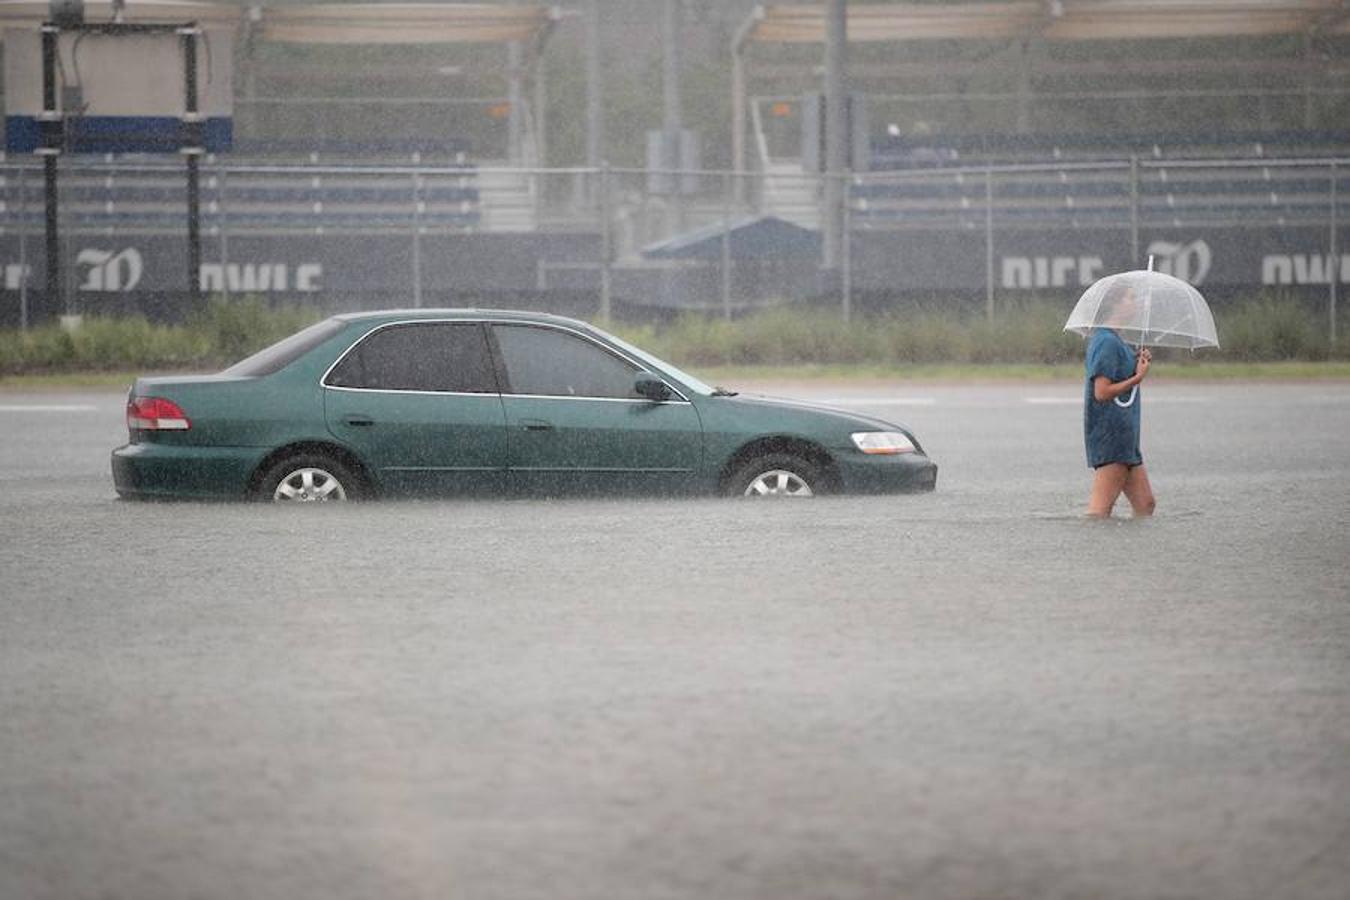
[127,396,191,431]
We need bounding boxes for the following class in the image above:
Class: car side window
[493,325,639,399]
[325,323,497,393]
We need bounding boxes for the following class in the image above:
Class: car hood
[713,392,917,436]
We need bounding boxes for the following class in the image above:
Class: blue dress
[1083,329,1142,468]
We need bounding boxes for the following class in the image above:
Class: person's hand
[1135,347,1151,380]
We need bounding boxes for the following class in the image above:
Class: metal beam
[731,5,764,202]
[742,2,1350,44]
[522,7,559,167]
[740,56,1349,84]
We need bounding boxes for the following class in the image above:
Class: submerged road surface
[1,381,1348,900]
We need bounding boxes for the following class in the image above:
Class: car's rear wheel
[726,453,824,498]
[257,454,361,503]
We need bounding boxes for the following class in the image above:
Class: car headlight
[851,431,916,455]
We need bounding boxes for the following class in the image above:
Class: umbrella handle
[1114,385,1138,408]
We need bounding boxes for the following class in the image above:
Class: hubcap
[744,469,813,498]
[273,467,347,502]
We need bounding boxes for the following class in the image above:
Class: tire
[255,453,363,503]
[725,453,825,498]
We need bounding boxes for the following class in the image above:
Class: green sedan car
[111,309,937,502]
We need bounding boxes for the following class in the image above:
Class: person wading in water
[1083,283,1155,518]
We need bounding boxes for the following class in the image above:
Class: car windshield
[591,326,716,396]
[220,318,348,377]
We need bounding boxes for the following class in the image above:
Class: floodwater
[1,382,1348,900]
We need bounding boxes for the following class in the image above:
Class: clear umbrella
[1064,265,1219,350]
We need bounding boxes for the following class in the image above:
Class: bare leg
[1087,463,1129,518]
[1122,464,1156,517]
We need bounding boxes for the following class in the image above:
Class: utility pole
[822,0,848,302]
[507,40,523,164]
[662,0,681,138]
[585,0,602,173]
[662,0,683,234]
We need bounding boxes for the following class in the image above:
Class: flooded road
[2,382,1348,900]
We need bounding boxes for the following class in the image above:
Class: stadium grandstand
[736,3,1350,220]
[1,0,1348,322]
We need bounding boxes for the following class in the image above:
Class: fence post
[1332,160,1339,347]
[183,28,203,307]
[985,165,995,320]
[599,162,612,322]
[721,170,732,320]
[842,169,852,323]
[412,171,423,308]
[218,163,229,299]
[1130,155,1140,266]
[18,165,29,331]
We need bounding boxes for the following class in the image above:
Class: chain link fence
[1,156,1345,337]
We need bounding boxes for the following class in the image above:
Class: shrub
[13,327,77,371]
[68,316,210,370]
[0,297,320,375]
[971,299,1084,365]
[633,314,742,366]
[1217,296,1329,361]
[876,312,969,365]
[189,296,321,364]
[1,293,1344,375]
[622,300,1083,369]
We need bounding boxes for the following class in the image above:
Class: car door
[323,321,508,495]
[489,322,704,495]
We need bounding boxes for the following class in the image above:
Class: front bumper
[833,450,938,494]
[111,442,269,500]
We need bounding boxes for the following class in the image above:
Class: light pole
[662,0,684,234]
[586,0,602,174]
[822,0,848,311]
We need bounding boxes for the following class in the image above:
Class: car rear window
[220,318,348,377]
[325,322,498,393]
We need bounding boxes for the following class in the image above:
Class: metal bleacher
[869,129,1350,168]
[0,139,489,235]
[3,131,1344,238]
[851,130,1349,231]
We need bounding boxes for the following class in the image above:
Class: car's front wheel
[256,454,362,503]
[726,453,825,498]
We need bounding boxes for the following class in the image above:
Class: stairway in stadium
[760,161,821,230]
[475,166,538,232]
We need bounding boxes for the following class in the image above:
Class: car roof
[332,308,592,330]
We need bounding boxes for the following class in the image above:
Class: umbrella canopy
[1064,270,1219,349]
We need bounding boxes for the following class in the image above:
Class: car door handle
[342,415,375,427]
[521,419,554,432]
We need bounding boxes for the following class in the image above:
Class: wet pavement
[1,381,1348,900]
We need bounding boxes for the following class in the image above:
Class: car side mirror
[634,371,672,401]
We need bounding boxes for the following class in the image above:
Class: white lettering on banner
[200,263,323,293]
[297,263,322,292]
[4,264,31,290]
[76,248,143,292]
[1001,256,1103,289]
[1146,240,1212,284]
[1262,254,1350,285]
